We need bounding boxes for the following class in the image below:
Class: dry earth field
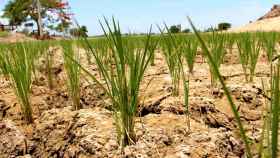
[0,41,276,158]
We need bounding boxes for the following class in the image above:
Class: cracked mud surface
[0,48,273,157]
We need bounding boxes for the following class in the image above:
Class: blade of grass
[187,16,252,158]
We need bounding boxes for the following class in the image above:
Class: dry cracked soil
[0,46,274,158]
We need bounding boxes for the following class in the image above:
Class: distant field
[0,31,9,38]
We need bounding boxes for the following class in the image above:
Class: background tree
[2,0,71,36]
[204,27,218,32]
[182,28,190,33]
[169,25,181,33]
[218,22,231,31]
[70,25,88,37]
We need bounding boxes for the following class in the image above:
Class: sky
[0,0,280,35]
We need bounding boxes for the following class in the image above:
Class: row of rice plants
[1,20,280,156]
[188,17,280,158]
[0,42,49,123]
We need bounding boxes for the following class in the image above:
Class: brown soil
[0,46,273,157]
[258,5,280,21]
[229,5,280,32]
[0,33,35,43]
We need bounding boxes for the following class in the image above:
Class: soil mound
[229,5,280,32]
[0,33,35,43]
[258,5,280,20]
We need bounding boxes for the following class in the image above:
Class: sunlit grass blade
[5,43,33,124]
[207,32,226,88]
[0,44,9,76]
[182,37,198,74]
[237,33,260,82]
[187,17,252,158]
[158,24,181,96]
[72,17,154,147]
[271,61,280,158]
[61,40,82,110]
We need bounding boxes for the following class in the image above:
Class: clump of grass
[182,37,198,74]
[176,36,198,131]
[5,43,33,123]
[188,17,252,158]
[258,61,280,158]
[61,40,82,110]
[177,55,191,131]
[260,32,277,63]
[78,39,93,64]
[260,32,278,88]
[237,33,261,82]
[28,41,49,84]
[226,33,236,55]
[149,36,159,66]
[74,18,154,147]
[158,24,182,96]
[0,44,9,76]
[45,45,54,90]
[270,63,280,158]
[207,32,226,88]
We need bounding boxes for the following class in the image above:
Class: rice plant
[177,54,191,131]
[207,32,226,88]
[149,36,159,66]
[27,41,49,84]
[78,38,93,64]
[182,37,198,74]
[73,18,154,147]
[188,17,252,158]
[258,60,280,158]
[158,24,182,96]
[61,40,82,110]
[270,62,280,158]
[0,44,9,76]
[260,32,278,89]
[226,33,236,55]
[5,43,33,124]
[260,32,277,63]
[237,33,261,82]
[45,45,54,90]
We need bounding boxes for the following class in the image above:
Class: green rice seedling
[237,33,261,82]
[173,36,197,130]
[226,33,236,56]
[158,24,182,96]
[5,43,33,124]
[90,37,111,66]
[148,36,159,66]
[258,61,280,158]
[72,18,154,147]
[248,36,261,82]
[78,38,93,64]
[208,32,226,88]
[258,78,272,157]
[182,37,198,74]
[29,43,40,83]
[261,32,277,63]
[260,32,278,89]
[27,41,49,84]
[237,33,250,82]
[158,29,192,130]
[188,17,252,158]
[178,55,191,131]
[45,45,54,90]
[61,40,82,110]
[270,61,280,158]
[0,44,9,76]
[263,78,272,156]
